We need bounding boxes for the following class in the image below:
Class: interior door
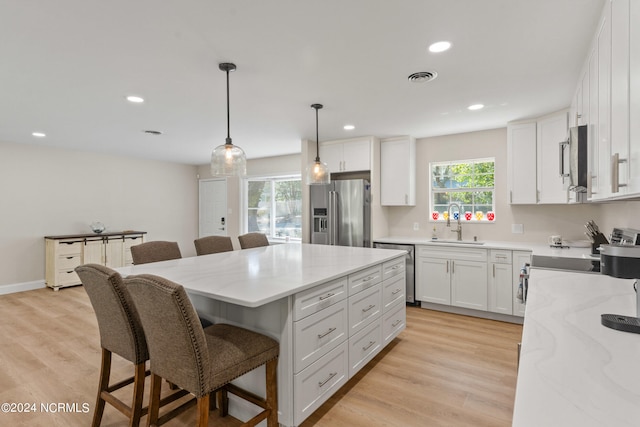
[199,179,228,237]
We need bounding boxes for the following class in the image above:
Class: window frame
[243,174,302,242]
[429,157,496,223]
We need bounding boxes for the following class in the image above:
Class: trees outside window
[246,176,302,239]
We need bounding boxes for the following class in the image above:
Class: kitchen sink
[429,239,485,245]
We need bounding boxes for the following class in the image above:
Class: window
[430,158,496,222]
[245,176,302,240]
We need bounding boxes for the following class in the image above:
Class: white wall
[383,128,633,244]
[0,140,199,289]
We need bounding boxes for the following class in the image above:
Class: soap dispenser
[432,225,438,240]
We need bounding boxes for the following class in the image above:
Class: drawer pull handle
[392,288,402,295]
[66,256,74,259]
[318,372,337,388]
[362,340,376,351]
[391,265,401,270]
[392,319,401,327]
[362,304,375,313]
[362,275,375,282]
[317,327,337,339]
[319,292,335,301]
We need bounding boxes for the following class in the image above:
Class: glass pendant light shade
[307,103,331,185]
[211,62,247,177]
[211,142,246,176]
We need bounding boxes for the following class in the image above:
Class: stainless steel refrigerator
[310,179,371,247]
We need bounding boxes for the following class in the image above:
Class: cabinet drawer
[56,269,80,286]
[489,250,512,264]
[348,265,382,296]
[293,299,348,374]
[348,319,382,378]
[294,341,348,426]
[382,273,405,311]
[382,256,405,281]
[293,277,348,321]
[418,245,487,262]
[57,254,82,269]
[57,240,83,255]
[382,299,406,345]
[348,284,382,336]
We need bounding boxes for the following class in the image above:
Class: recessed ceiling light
[32,132,46,137]
[429,41,451,53]
[126,95,144,103]
[468,104,484,111]
[344,125,355,130]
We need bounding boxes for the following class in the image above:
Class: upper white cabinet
[536,112,570,204]
[629,0,640,194]
[319,138,371,173]
[380,136,416,206]
[507,110,573,205]
[507,122,537,204]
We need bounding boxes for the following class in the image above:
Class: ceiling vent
[408,71,438,83]
[142,130,163,135]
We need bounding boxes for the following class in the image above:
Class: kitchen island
[513,268,640,426]
[116,243,406,427]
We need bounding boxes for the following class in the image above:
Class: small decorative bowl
[90,221,105,234]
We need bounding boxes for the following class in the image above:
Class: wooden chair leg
[265,359,278,427]
[92,348,111,427]
[196,395,210,427]
[128,362,146,427]
[147,373,162,427]
[218,387,229,417]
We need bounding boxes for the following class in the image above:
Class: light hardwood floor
[0,286,522,426]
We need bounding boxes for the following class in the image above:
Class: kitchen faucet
[446,202,463,241]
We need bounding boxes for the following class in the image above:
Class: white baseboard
[0,280,46,295]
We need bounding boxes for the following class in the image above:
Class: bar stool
[237,232,269,249]
[130,241,182,265]
[194,236,234,255]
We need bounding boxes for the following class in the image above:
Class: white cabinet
[629,0,640,194]
[512,251,532,317]
[380,136,416,206]
[507,111,572,205]
[319,138,371,173]
[536,111,570,204]
[44,231,146,290]
[507,122,537,204]
[488,250,513,315]
[416,245,487,310]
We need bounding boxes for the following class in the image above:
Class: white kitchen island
[513,268,640,427]
[116,243,406,427]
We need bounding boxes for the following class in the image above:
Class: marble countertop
[512,268,640,426]
[116,243,405,307]
[374,236,595,259]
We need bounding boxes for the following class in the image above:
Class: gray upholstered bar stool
[130,241,182,265]
[75,264,189,427]
[237,232,269,249]
[193,236,234,255]
[126,274,279,427]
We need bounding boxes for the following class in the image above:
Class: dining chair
[193,236,234,256]
[130,241,182,265]
[126,273,279,427]
[75,264,189,427]
[237,232,270,249]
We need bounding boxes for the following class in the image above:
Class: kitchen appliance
[310,178,370,247]
[599,244,640,333]
[373,242,416,304]
[560,125,588,199]
[610,228,640,246]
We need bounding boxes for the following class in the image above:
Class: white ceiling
[0,0,605,165]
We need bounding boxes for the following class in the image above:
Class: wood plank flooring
[0,286,522,426]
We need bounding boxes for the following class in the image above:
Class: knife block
[591,232,609,255]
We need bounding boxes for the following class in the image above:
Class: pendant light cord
[315,106,320,162]
[225,67,231,145]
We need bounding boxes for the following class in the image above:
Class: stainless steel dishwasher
[373,242,416,304]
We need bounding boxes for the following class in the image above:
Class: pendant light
[306,103,330,185]
[211,62,247,177]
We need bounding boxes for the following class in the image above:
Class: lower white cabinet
[382,299,406,344]
[488,250,513,315]
[416,256,450,304]
[45,231,146,290]
[348,319,382,377]
[450,259,488,310]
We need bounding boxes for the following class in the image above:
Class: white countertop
[374,236,595,259]
[513,268,640,426]
[115,243,405,307]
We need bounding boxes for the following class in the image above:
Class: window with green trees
[430,158,496,222]
[246,176,302,240]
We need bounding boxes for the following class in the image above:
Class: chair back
[194,236,234,256]
[126,274,210,397]
[75,264,148,364]
[238,233,269,249]
[130,241,182,265]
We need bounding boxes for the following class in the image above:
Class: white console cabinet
[45,231,146,290]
